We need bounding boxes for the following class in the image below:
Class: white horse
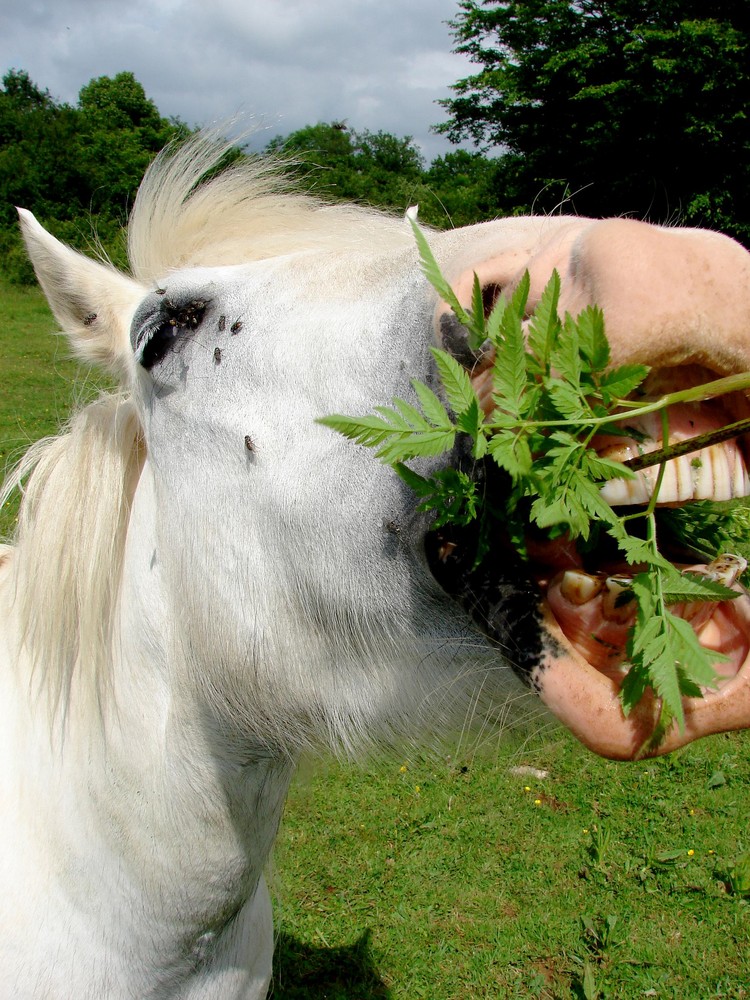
[3,130,750,998]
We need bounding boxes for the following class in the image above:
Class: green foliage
[438,1,750,245]
[422,150,505,228]
[75,72,187,207]
[0,69,189,281]
[321,224,750,740]
[265,122,510,228]
[727,850,750,898]
[266,122,427,213]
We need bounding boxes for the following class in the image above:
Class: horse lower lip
[534,591,750,760]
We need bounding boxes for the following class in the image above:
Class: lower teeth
[601,577,635,623]
[558,570,602,605]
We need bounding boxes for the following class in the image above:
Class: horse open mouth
[426,371,750,760]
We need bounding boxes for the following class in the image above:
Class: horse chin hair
[176,614,531,762]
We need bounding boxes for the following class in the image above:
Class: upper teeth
[600,441,749,505]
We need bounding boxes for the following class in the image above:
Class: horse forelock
[127,127,412,284]
[1,394,144,715]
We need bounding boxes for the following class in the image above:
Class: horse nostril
[481,283,503,316]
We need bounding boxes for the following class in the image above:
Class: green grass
[2,279,749,999]
[272,730,750,1000]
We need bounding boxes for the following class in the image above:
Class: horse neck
[103,463,296,912]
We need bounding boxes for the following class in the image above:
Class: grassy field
[2,277,749,999]
[273,734,750,1000]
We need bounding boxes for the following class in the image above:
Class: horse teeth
[559,570,603,605]
[700,447,729,501]
[600,444,750,506]
[437,540,458,562]
[732,448,750,498]
[602,576,636,623]
[599,474,650,506]
[667,556,746,629]
[691,449,715,499]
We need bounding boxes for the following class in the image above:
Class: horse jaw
[17,209,146,382]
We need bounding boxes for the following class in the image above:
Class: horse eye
[140,320,181,371]
[136,297,209,371]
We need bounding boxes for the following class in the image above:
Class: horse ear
[17,209,145,381]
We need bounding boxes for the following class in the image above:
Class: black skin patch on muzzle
[424,449,550,688]
[439,313,492,371]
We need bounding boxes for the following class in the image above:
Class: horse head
[14,134,750,764]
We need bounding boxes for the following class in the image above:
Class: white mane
[128,128,412,283]
[1,396,143,714]
[2,130,410,713]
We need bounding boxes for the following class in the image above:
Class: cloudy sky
[0,0,477,163]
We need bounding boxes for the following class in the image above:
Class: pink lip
[534,589,750,760]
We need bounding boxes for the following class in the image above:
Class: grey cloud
[1,0,474,162]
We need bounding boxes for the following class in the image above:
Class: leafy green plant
[580,913,621,960]
[320,221,750,746]
[727,851,750,898]
[587,826,612,872]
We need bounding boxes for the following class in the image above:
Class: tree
[75,72,186,210]
[437,2,750,244]
[423,150,505,227]
[266,122,425,213]
[266,122,516,228]
[0,69,53,112]
[0,70,188,282]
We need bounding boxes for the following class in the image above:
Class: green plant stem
[623,416,750,473]
[486,371,750,435]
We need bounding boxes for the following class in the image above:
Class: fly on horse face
[2,131,750,998]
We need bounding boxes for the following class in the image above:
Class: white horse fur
[3,130,750,998]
